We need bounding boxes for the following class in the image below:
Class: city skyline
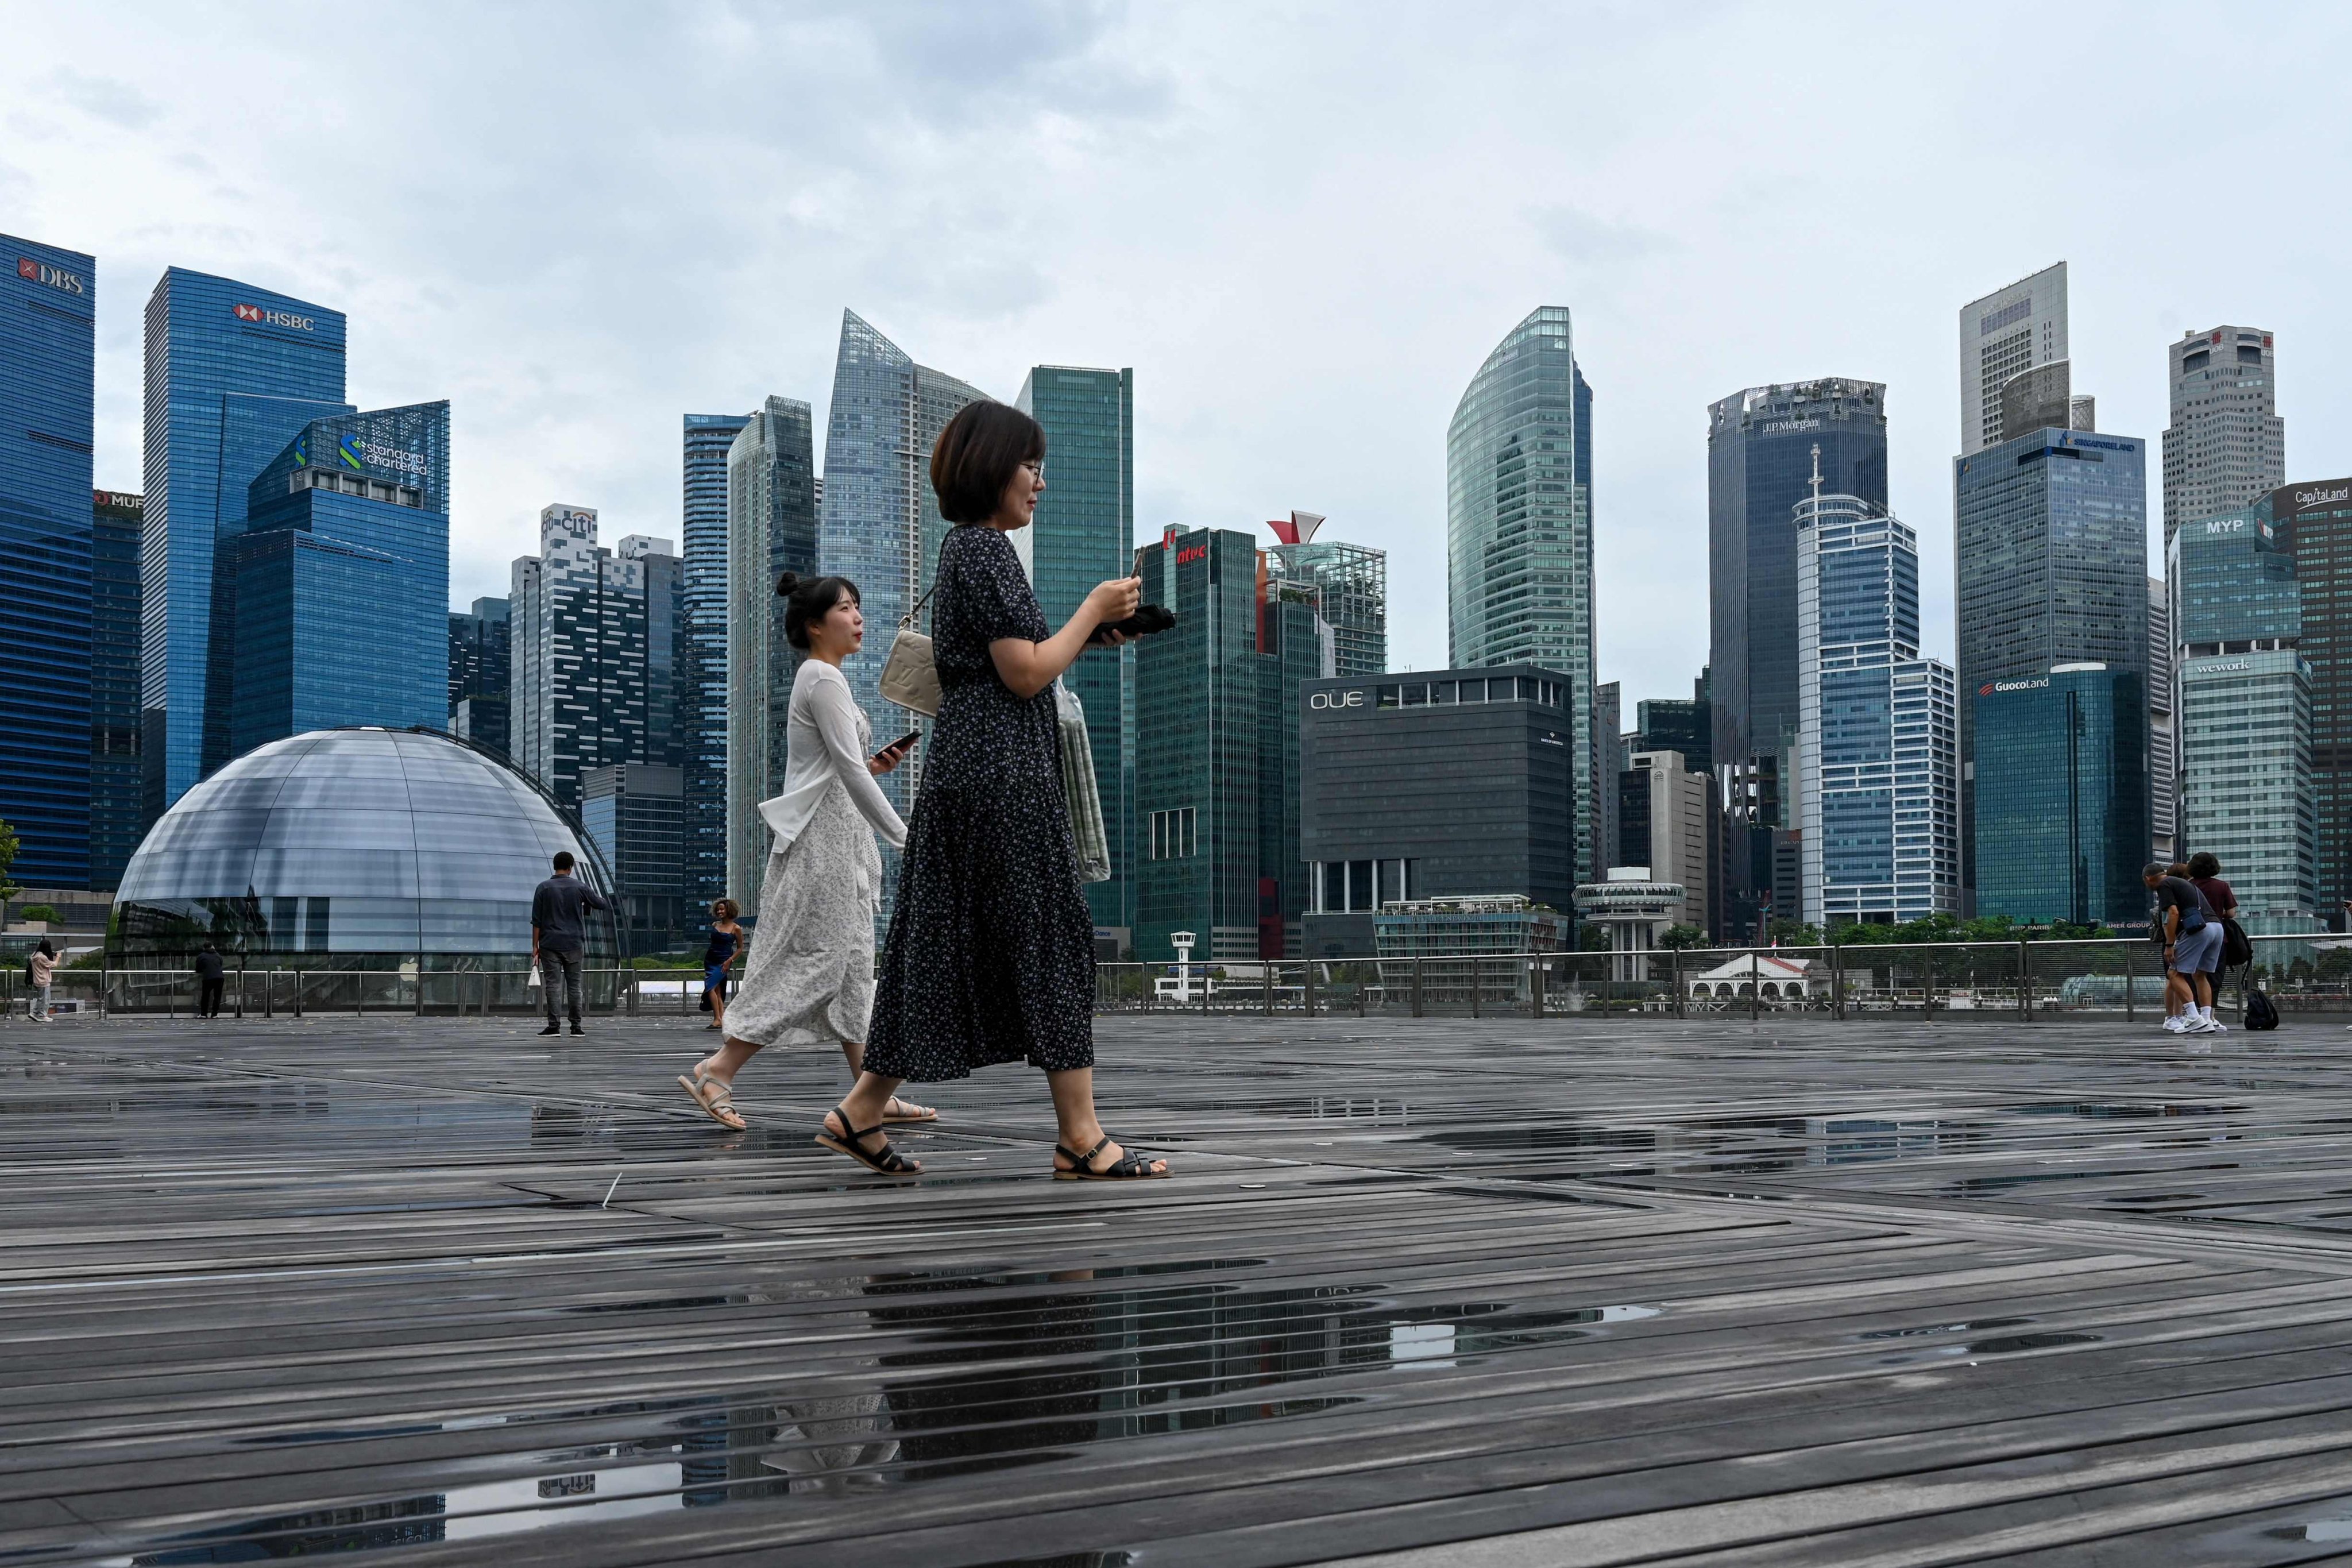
[10,5,2350,712]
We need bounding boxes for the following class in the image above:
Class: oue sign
[1310,690,1365,710]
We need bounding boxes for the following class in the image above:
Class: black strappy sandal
[816,1105,922,1176]
[1053,1134,1170,1181]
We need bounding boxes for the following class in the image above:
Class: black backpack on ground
[2243,974,2280,1031]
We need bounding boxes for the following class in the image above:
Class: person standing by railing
[193,942,225,1019]
[2145,862,2220,1036]
[531,851,606,1037]
[28,940,58,1023]
[700,898,743,1033]
[837,400,1169,1182]
[678,574,931,1134]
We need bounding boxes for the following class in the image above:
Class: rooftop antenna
[1808,443,1824,508]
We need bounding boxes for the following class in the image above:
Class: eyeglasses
[1020,461,1045,478]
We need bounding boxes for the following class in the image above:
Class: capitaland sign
[1308,689,1366,710]
[2291,484,2350,510]
[16,257,86,295]
[233,302,315,331]
[1979,677,2050,696]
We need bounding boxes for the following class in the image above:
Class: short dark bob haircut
[2186,851,2223,879]
[930,400,1045,525]
[777,572,862,651]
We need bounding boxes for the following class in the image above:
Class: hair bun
[776,571,801,596]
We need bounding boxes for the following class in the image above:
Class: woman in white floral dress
[677,573,933,1132]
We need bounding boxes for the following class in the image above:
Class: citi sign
[233,302,315,331]
[16,257,85,295]
[1309,689,1365,710]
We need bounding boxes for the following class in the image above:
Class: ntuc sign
[233,302,315,331]
[1175,543,1208,566]
[16,257,85,295]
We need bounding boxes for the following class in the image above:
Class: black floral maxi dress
[866,523,1096,1081]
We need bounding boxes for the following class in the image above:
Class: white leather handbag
[878,580,942,716]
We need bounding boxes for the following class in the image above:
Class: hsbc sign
[233,302,315,331]
[16,257,86,295]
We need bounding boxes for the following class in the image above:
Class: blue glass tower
[681,411,750,902]
[1972,664,2149,928]
[1017,365,1135,940]
[90,491,146,889]
[1,234,96,886]
[1955,427,2150,895]
[215,403,450,755]
[142,268,350,816]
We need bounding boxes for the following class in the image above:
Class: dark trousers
[198,977,225,1018]
[542,948,585,1024]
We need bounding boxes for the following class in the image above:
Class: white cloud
[4,0,2350,703]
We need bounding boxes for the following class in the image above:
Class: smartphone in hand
[872,729,921,766]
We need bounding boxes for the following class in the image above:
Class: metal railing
[1088,932,2347,1022]
[3,936,2342,1025]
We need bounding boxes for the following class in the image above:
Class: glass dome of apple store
[112,727,615,964]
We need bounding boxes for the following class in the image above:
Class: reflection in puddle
[118,1272,1652,1561]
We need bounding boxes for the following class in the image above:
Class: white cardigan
[757,661,908,852]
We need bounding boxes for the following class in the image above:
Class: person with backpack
[2145,862,2222,1035]
[2188,852,2249,1029]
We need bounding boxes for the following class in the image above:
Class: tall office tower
[214,403,450,756]
[1615,751,1710,928]
[511,505,651,812]
[1972,664,2149,928]
[2277,478,2352,922]
[1132,526,1332,963]
[1447,306,1596,879]
[1266,511,1388,677]
[1594,680,1624,876]
[1018,365,1136,943]
[722,397,818,907]
[2171,508,2318,931]
[680,411,751,902]
[622,535,686,767]
[1996,360,2094,443]
[1636,673,1711,777]
[1954,427,2149,897]
[2147,578,2176,860]
[88,490,144,890]
[2164,327,2283,544]
[1707,379,1886,934]
[584,762,685,955]
[3,235,96,888]
[1960,262,2067,456]
[141,269,352,814]
[447,596,511,757]
[1793,482,1958,926]
[821,312,987,840]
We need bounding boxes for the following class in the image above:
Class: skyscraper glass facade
[90,491,145,889]
[1794,492,1957,925]
[820,311,986,929]
[1018,365,1135,939]
[681,412,750,902]
[2171,508,2318,929]
[724,397,817,907]
[1133,527,1331,963]
[1960,262,2068,457]
[1973,665,2149,928]
[2,234,96,886]
[1953,427,2150,895]
[1447,306,1596,880]
[2281,478,2352,920]
[142,267,350,814]
[447,596,511,758]
[1705,380,1887,779]
[1269,539,1387,678]
[218,403,450,756]
[510,505,652,813]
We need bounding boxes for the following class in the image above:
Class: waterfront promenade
[7,1013,2352,1563]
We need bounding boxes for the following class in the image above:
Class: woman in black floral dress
[817,400,1171,1182]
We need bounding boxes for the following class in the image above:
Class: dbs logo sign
[17,257,86,295]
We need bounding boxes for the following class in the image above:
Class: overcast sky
[7,1,2349,708]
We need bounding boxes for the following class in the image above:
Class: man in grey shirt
[531,851,608,1036]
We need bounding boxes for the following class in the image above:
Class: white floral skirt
[724,786,881,1048]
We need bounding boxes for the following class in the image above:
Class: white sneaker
[2188,1015,2223,1034]
[2204,1016,2230,1032]
[2164,1014,2189,1032]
